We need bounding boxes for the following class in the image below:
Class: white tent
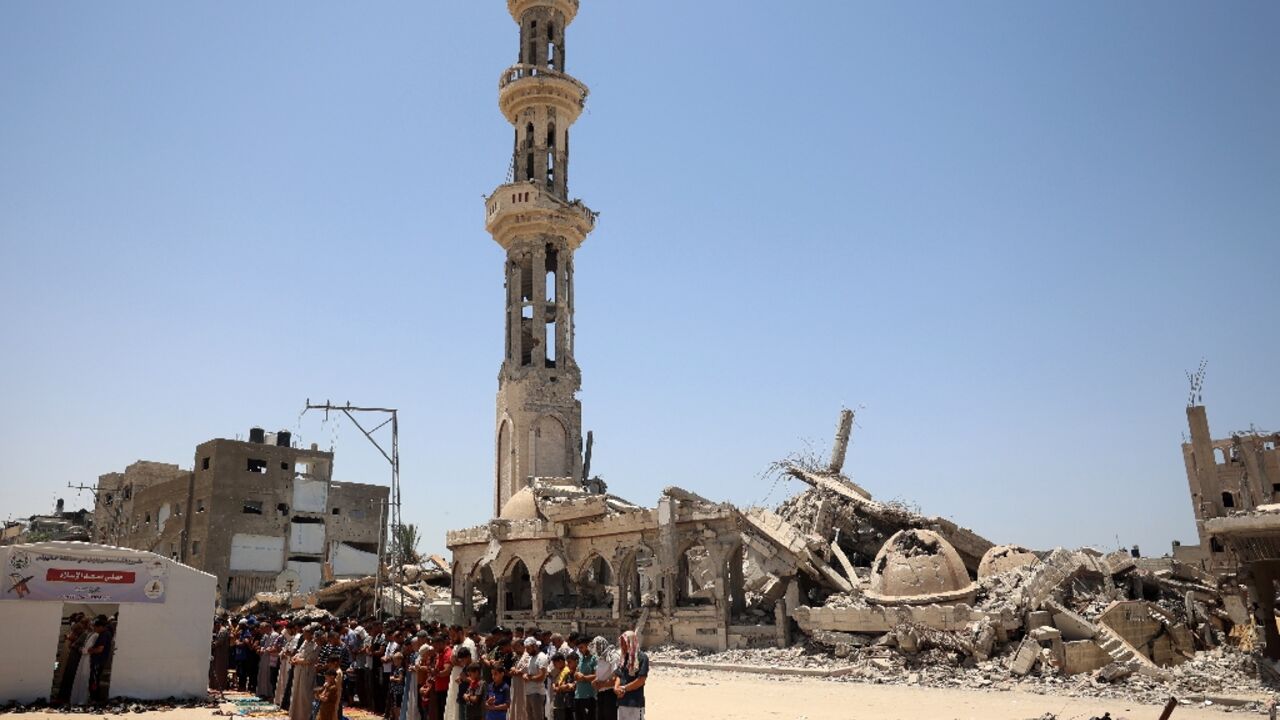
[0,542,216,703]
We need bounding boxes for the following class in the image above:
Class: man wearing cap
[516,638,547,720]
[233,619,253,691]
[288,625,319,720]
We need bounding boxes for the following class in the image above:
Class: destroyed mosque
[441,0,1277,688]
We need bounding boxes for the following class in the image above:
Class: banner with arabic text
[2,547,167,603]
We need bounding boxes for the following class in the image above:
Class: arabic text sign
[3,549,166,603]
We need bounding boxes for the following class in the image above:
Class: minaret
[486,0,596,517]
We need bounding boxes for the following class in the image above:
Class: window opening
[242,500,264,515]
[547,22,556,68]
[1221,491,1235,508]
[202,457,210,470]
[247,458,267,474]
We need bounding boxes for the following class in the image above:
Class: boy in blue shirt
[484,666,510,720]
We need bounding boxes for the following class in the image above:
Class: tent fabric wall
[0,542,216,704]
[0,601,62,704]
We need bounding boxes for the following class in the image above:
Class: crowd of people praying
[210,616,650,720]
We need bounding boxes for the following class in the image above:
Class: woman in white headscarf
[588,636,618,720]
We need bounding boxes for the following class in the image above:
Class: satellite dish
[275,569,301,593]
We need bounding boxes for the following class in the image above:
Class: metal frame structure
[303,399,402,616]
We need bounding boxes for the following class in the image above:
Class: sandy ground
[7,668,1266,720]
[644,668,1260,720]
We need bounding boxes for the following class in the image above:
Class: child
[550,653,574,720]
[461,664,485,720]
[572,640,597,720]
[388,652,406,720]
[316,669,341,720]
[484,666,510,720]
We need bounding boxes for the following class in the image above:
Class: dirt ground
[642,668,1259,720]
[7,667,1267,720]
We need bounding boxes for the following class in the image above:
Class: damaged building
[442,2,1267,695]
[448,0,798,650]
[1170,401,1280,661]
[1176,403,1280,576]
[93,427,388,607]
[0,499,93,546]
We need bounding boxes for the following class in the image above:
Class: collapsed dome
[866,529,977,605]
[498,486,541,521]
[977,544,1039,579]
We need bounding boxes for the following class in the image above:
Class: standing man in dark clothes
[87,616,114,702]
[610,632,646,720]
[233,619,253,691]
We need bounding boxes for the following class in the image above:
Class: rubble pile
[232,556,453,620]
[703,424,1280,706]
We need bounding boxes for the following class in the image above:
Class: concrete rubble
[233,555,453,620]
[630,410,1278,709]
[443,408,1275,711]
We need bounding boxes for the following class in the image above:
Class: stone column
[555,250,569,364]
[462,578,474,621]
[497,578,508,619]
[657,498,678,617]
[728,545,745,617]
[532,246,547,366]
[508,260,522,364]
[566,261,574,359]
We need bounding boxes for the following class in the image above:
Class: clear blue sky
[2,2,1277,556]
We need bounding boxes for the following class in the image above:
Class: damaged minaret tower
[485,0,596,518]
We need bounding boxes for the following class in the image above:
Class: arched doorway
[621,546,656,611]
[497,420,514,511]
[541,555,572,611]
[470,563,498,630]
[677,544,715,607]
[505,558,533,612]
[577,554,614,609]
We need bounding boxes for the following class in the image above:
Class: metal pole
[373,498,386,617]
[301,400,404,616]
[391,411,402,616]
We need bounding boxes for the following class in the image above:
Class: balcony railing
[498,63,588,102]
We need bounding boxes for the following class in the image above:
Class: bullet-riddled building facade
[95,428,388,607]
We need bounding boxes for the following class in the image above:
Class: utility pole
[67,482,106,544]
[302,399,403,616]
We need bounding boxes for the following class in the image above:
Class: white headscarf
[588,636,615,665]
[618,631,641,676]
